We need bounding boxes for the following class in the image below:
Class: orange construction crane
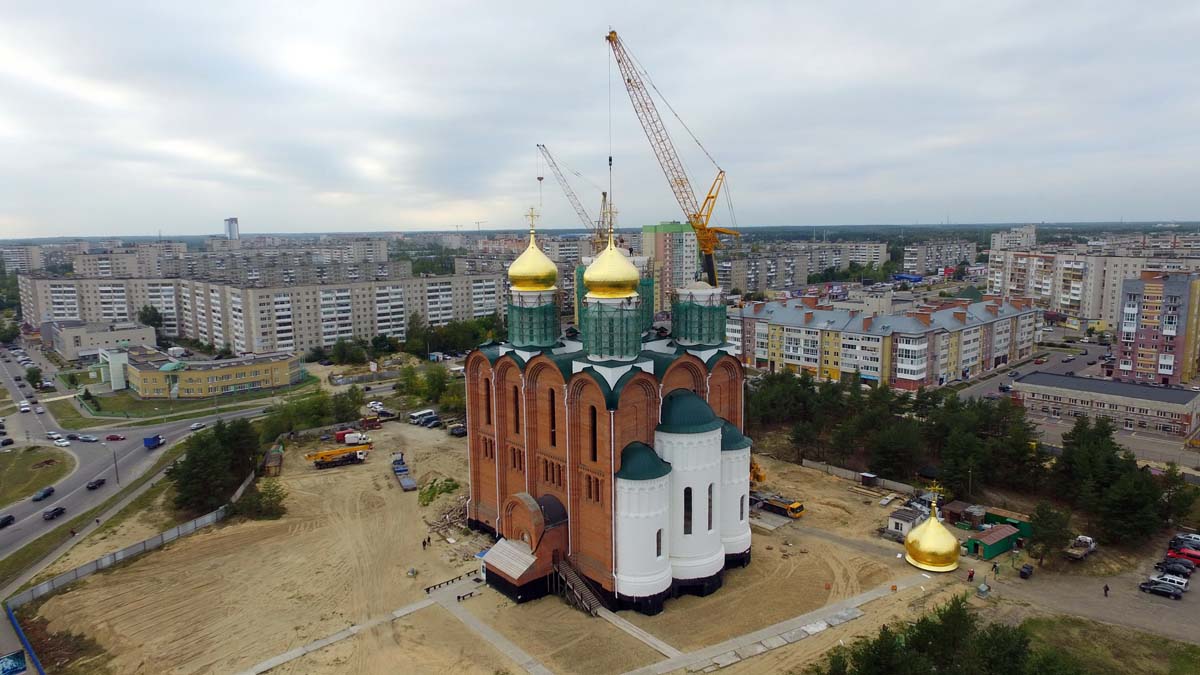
[606,29,739,287]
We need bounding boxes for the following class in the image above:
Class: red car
[1167,548,1200,565]
[1034,358,1046,364]
[105,434,126,441]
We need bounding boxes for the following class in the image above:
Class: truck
[334,429,370,444]
[303,444,371,470]
[390,452,409,475]
[360,416,382,430]
[749,490,805,519]
[1064,535,1097,561]
[143,435,165,450]
[167,346,187,358]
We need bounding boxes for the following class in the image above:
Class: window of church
[548,389,557,447]
[708,483,714,531]
[739,494,745,522]
[589,406,598,462]
[684,487,693,534]
[656,529,663,558]
[484,378,492,425]
[512,385,520,433]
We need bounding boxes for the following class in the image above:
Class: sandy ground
[34,421,484,674]
[624,525,904,652]
[274,604,521,675]
[753,455,905,541]
[465,591,662,674]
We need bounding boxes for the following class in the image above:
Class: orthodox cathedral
[465,217,751,615]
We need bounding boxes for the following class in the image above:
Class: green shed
[966,524,1020,560]
[984,507,1032,538]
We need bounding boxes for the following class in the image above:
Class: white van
[1151,573,1190,593]
[408,409,435,425]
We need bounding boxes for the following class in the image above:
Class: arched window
[707,483,714,531]
[683,487,693,534]
[656,529,663,558]
[512,385,520,432]
[548,389,557,447]
[589,405,598,462]
[483,378,492,425]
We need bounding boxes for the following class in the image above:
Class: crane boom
[537,144,601,243]
[606,29,735,286]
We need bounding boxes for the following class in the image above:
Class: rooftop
[125,345,295,372]
[731,298,1036,336]
[1014,371,1200,405]
[972,523,1020,546]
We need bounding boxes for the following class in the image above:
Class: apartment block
[642,221,699,313]
[903,240,977,276]
[989,224,1037,251]
[728,296,1037,390]
[1109,272,1200,386]
[0,245,44,273]
[717,254,810,294]
[19,271,505,355]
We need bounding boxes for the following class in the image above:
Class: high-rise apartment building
[717,255,810,294]
[225,217,240,240]
[903,240,977,276]
[0,245,44,273]
[989,225,1037,251]
[642,221,699,312]
[1110,272,1200,386]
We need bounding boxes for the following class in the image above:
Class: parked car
[1008,371,1020,377]
[998,384,1012,392]
[105,434,126,441]
[54,438,70,447]
[1033,358,1046,364]
[1,438,13,447]
[1156,561,1193,578]
[32,486,55,501]
[1087,360,1097,366]
[34,406,44,414]
[1019,563,1034,579]
[66,433,81,440]
[449,425,467,438]
[42,506,66,520]
[1159,556,1196,573]
[0,514,14,528]
[318,359,333,366]
[1139,581,1183,600]
[1167,548,1200,565]
[86,478,107,490]
[1170,535,1200,551]
[422,416,443,428]
[190,422,207,431]
[1062,356,1076,363]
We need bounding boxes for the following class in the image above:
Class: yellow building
[123,345,301,399]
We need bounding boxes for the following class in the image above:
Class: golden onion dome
[584,239,640,299]
[904,509,960,573]
[508,230,558,292]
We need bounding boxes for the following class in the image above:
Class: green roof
[720,421,751,451]
[159,361,187,372]
[615,442,671,481]
[658,389,722,434]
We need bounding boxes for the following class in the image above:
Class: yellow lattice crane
[606,29,738,287]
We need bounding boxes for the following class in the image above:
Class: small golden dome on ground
[904,508,960,573]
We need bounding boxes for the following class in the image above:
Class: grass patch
[43,399,92,430]
[84,375,319,419]
[1022,615,1200,675]
[0,446,75,508]
[0,440,188,594]
[418,477,460,506]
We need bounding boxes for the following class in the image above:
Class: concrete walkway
[598,608,683,659]
[624,572,930,674]
[238,576,554,675]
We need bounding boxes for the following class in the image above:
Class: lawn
[0,446,75,508]
[82,375,319,418]
[44,399,92,431]
[1023,615,1200,675]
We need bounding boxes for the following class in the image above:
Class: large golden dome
[508,230,558,292]
[584,239,640,299]
[904,509,960,573]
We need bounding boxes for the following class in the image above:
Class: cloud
[1,1,1199,239]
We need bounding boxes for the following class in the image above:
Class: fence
[800,459,915,494]
[6,471,256,609]
[4,603,44,674]
[329,369,402,386]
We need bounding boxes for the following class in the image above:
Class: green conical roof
[657,389,722,434]
[615,442,671,481]
[720,420,751,451]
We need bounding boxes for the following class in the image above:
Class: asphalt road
[0,346,267,560]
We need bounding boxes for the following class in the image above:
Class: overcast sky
[2,2,1198,238]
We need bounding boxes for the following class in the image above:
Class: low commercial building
[43,320,157,361]
[1011,371,1200,437]
[122,345,301,399]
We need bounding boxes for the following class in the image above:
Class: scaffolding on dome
[581,300,642,358]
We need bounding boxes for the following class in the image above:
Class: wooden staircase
[554,560,602,616]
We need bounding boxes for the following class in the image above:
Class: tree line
[304,312,505,365]
[749,371,1197,545]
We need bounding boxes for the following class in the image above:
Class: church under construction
[465,218,751,615]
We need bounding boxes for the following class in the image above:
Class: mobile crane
[303,444,371,470]
[606,30,739,287]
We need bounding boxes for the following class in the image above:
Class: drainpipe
[521,372,530,494]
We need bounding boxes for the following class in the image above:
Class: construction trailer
[984,507,1032,538]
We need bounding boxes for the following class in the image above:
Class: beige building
[0,245,44,273]
[989,224,1037,251]
[121,345,301,399]
[903,240,977,276]
[717,254,810,293]
[43,320,156,361]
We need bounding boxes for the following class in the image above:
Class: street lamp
[103,442,120,485]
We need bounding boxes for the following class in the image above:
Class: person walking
[1104,584,1109,597]
[967,568,975,583]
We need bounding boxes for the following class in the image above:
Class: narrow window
[548,389,557,447]
[656,529,663,557]
[739,494,745,522]
[708,483,714,531]
[483,378,492,425]
[683,487,693,534]
[589,406,598,462]
[512,385,520,432]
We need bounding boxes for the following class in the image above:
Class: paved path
[624,572,930,674]
[598,608,683,659]
[238,576,553,675]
